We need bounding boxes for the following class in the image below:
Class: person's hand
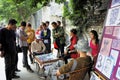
[55,33,59,36]
[36,50,41,53]
[64,51,67,54]
[0,44,2,49]
[56,70,61,76]
[0,51,4,58]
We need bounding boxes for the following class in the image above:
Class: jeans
[4,53,16,80]
[21,46,30,69]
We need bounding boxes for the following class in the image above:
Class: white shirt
[31,40,46,53]
[17,28,28,47]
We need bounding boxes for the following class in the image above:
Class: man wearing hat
[31,37,46,56]
[56,39,92,80]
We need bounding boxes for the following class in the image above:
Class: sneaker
[12,74,20,79]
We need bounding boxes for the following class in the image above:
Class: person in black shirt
[0,19,20,80]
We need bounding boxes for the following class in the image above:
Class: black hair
[90,30,99,44]
[57,21,61,25]
[8,19,17,25]
[42,23,46,27]
[21,21,26,27]
[46,21,49,24]
[27,23,31,27]
[70,28,77,35]
[51,22,57,25]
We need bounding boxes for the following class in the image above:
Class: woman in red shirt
[89,30,99,58]
[64,29,78,64]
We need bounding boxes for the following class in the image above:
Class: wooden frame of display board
[93,0,120,80]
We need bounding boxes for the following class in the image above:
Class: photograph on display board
[100,38,112,56]
[113,27,120,39]
[111,0,120,7]
[110,49,119,65]
[90,72,101,80]
[112,39,120,50]
[105,27,113,35]
[95,54,106,72]
[102,57,114,79]
[105,6,120,26]
[116,67,120,79]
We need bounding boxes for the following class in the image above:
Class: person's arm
[41,31,44,39]
[40,41,46,52]
[56,27,64,37]
[44,29,51,39]
[19,30,28,41]
[69,36,78,50]
[33,30,35,40]
[56,60,74,76]
[0,29,4,57]
[52,29,58,38]
[31,42,36,53]
[0,29,2,50]
[0,29,4,51]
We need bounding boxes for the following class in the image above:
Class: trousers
[21,46,30,69]
[4,53,16,80]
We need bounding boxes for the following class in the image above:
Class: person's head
[90,30,99,44]
[20,21,26,30]
[75,39,90,57]
[46,21,49,27]
[12,25,17,31]
[39,25,43,30]
[51,22,57,29]
[8,19,17,30]
[42,23,47,30]
[70,28,77,36]
[35,37,39,43]
[57,21,61,26]
[27,23,31,28]
[26,23,32,31]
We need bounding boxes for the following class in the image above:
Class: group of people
[55,30,99,80]
[0,18,100,80]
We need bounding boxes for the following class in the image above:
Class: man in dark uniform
[0,19,19,80]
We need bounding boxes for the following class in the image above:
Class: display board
[95,0,120,80]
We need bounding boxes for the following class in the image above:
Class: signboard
[95,0,120,80]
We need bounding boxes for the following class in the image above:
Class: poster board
[95,0,120,80]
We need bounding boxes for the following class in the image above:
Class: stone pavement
[0,52,90,80]
[0,53,44,80]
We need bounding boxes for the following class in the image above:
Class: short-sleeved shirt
[17,28,28,47]
[25,29,35,44]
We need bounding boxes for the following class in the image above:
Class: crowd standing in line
[0,19,100,80]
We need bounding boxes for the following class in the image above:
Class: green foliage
[55,0,66,4]
[63,0,105,31]
[63,0,89,27]
[0,0,42,23]
[63,3,70,17]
